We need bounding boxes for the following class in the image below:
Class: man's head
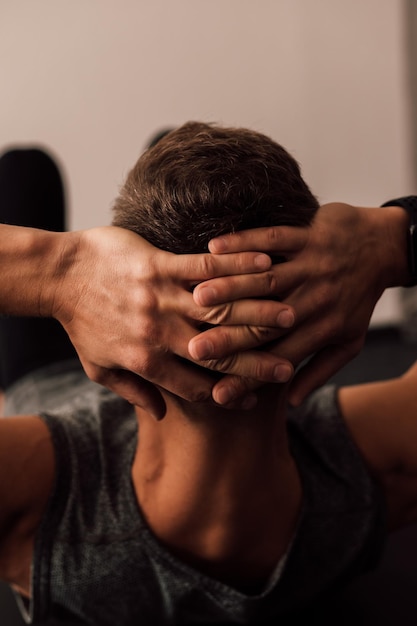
[112,122,319,253]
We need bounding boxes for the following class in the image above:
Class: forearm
[0,224,70,317]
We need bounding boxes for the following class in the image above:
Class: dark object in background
[0,148,76,391]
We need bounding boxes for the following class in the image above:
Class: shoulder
[42,388,137,513]
[338,366,417,530]
[284,386,386,592]
[0,414,54,594]
[289,385,368,473]
[30,391,140,622]
[288,385,383,512]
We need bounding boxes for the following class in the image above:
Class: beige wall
[0,0,414,322]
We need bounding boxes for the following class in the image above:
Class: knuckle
[200,304,232,325]
[251,358,269,381]
[229,375,257,395]
[202,354,237,374]
[247,325,276,343]
[263,270,279,294]
[199,254,215,278]
[266,226,281,248]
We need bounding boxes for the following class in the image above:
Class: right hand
[50,227,297,418]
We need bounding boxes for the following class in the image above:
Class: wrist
[45,230,83,322]
[362,205,409,289]
[381,197,417,286]
[380,205,410,287]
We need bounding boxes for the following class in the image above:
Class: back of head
[112,122,319,253]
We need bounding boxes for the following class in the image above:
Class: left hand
[190,203,402,406]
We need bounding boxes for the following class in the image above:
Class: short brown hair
[112,122,318,253]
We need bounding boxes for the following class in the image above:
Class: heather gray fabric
[3,359,99,418]
[5,364,385,625]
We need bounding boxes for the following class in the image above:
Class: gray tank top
[7,364,385,624]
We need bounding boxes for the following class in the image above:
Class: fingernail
[277,310,295,328]
[191,339,213,360]
[274,364,293,383]
[254,254,271,270]
[196,287,217,306]
[210,237,227,252]
[215,387,235,405]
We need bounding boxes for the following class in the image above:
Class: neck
[132,385,301,590]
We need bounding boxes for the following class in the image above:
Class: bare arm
[190,203,411,406]
[0,224,63,317]
[0,224,296,418]
[339,362,417,531]
[0,415,54,596]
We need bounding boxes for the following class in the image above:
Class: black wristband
[381,196,417,286]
